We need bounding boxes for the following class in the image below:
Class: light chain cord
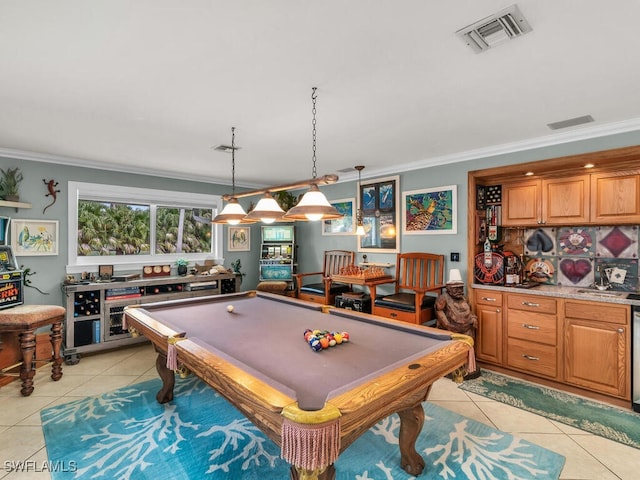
[311,87,317,179]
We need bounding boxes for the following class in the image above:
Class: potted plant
[230,259,245,287]
[176,257,189,276]
[0,167,24,202]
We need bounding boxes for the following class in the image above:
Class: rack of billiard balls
[304,329,350,352]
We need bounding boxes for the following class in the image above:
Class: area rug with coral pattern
[459,369,640,449]
[41,376,565,479]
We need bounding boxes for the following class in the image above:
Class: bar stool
[0,305,65,396]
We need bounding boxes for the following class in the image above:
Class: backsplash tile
[524,225,639,291]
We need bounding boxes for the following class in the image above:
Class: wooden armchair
[294,250,356,306]
[372,252,445,325]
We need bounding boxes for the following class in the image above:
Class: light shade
[355,223,366,236]
[244,193,286,224]
[283,184,343,221]
[212,198,257,225]
[448,268,463,283]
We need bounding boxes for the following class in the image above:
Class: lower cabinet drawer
[507,310,557,346]
[507,338,557,378]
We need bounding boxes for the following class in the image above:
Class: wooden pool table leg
[290,465,335,480]
[398,403,426,475]
[155,352,175,404]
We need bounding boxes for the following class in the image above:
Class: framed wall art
[322,198,355,235]
[358,175,400,253]
[0,216,9,245]
[402,185,457,235]
[10,219,59,256]
[228,226,250,251]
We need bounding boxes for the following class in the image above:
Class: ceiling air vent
[456,4,532,53]
[547,115,595,130]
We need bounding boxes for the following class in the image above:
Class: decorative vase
[177,265,188,276]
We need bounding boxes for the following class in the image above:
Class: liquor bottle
[483,238,492,268]
[519,254,527,283]
[505,256,519,286]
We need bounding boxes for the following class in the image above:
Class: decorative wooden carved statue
[435,280,480,378]
[435,281,477,338]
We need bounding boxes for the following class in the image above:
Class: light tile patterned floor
[1,343,639,479]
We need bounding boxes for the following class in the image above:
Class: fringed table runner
[281,402,342,473]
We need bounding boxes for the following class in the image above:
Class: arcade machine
[0,217,24,309]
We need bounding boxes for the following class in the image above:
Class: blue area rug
[459,369,640,449]
[41,376,565,479]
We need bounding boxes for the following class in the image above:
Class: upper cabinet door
[502,180,541,226]
[542,175,590,225]
[590,171,640,224]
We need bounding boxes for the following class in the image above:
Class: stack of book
[105,286,143,300]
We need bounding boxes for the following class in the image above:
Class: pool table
[123,290,472,480]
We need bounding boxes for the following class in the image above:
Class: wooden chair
[372,252,445,325]
[294,250,356,306]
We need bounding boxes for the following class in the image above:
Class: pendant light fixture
[283,87,343,222]
[354,165,366,236]
[244,191,285,223]
[212,127,257,225]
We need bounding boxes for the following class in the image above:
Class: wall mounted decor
[358,175,399,253]
[42,178,60,214]
[228,226,250,251]
[402,185,457,235]
[10,219,59,256]
[322,198,355,235]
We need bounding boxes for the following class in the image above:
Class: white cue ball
[227,305,234,313]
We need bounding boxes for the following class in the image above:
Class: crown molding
[3,117,640,187]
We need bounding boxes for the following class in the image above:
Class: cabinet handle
[496,309,501,313]
[618,328,624,333]
[522,323,540,330]
[522,354,539,361]
[521,301,540,307]
[481,297,497,302]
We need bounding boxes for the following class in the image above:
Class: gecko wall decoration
[43,179,60,214]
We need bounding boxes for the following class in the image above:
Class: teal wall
[2,129,640,307]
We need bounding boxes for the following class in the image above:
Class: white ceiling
[2,1,640,189]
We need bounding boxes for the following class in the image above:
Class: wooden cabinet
[590,171,640,224]
[502,175,589,226]
[505,293,559,379]
[474,290,503,365]
[564,300,630,399]
[502,180,541,226]
[472,288,632,402]
[542,175,590,224]
[502,172,640,227]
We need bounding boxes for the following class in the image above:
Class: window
[68,182,223,272]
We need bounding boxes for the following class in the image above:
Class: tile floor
[1,343,639,479]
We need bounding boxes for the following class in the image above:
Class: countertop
[471,283,640,307]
